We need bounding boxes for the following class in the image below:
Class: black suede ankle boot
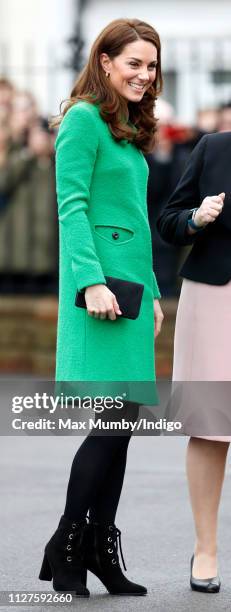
[84,522,147,596]
[39,516,90,597]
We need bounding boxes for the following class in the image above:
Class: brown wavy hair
[52,18,162,153]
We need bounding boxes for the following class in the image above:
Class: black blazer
[157,132,231,285]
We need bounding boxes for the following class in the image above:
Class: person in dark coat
[157,131,231,594]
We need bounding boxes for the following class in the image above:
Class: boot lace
[106,525,127,571]
[65,520,86,565]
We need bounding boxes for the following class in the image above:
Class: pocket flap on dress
[94,224,134,244]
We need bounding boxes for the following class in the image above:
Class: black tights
[64,402,139,524]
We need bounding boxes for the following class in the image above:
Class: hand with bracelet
[188,192,225,234]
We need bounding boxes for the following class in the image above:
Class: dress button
[112,232,119,240]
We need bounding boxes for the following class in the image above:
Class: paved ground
[1,434,231,612]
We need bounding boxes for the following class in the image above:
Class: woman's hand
[194,192,225,227]
[154,299,164,338]
[85,284,122,320]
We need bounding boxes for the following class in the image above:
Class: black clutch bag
[75,276,144,320]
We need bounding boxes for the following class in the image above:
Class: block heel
[39,552,52,581]
[38,517,90,597]
[81,568,87,586]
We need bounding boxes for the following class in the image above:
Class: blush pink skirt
[172,278,231,441]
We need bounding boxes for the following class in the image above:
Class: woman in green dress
[39,18,163,597]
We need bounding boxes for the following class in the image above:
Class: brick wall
[0,297,177,378]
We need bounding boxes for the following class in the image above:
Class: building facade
[0,0,231,122]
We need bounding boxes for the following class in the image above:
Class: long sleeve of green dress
[55,104,107,292]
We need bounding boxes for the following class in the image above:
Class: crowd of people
[0,75,230,296]
[0,77,58,294]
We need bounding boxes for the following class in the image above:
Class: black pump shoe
[39,516,90,597]
[190,555,221,593]
[84,521,147,596]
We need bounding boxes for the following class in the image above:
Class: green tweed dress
[55,101,160,404]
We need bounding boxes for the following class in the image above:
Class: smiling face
[100,39,158,103]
